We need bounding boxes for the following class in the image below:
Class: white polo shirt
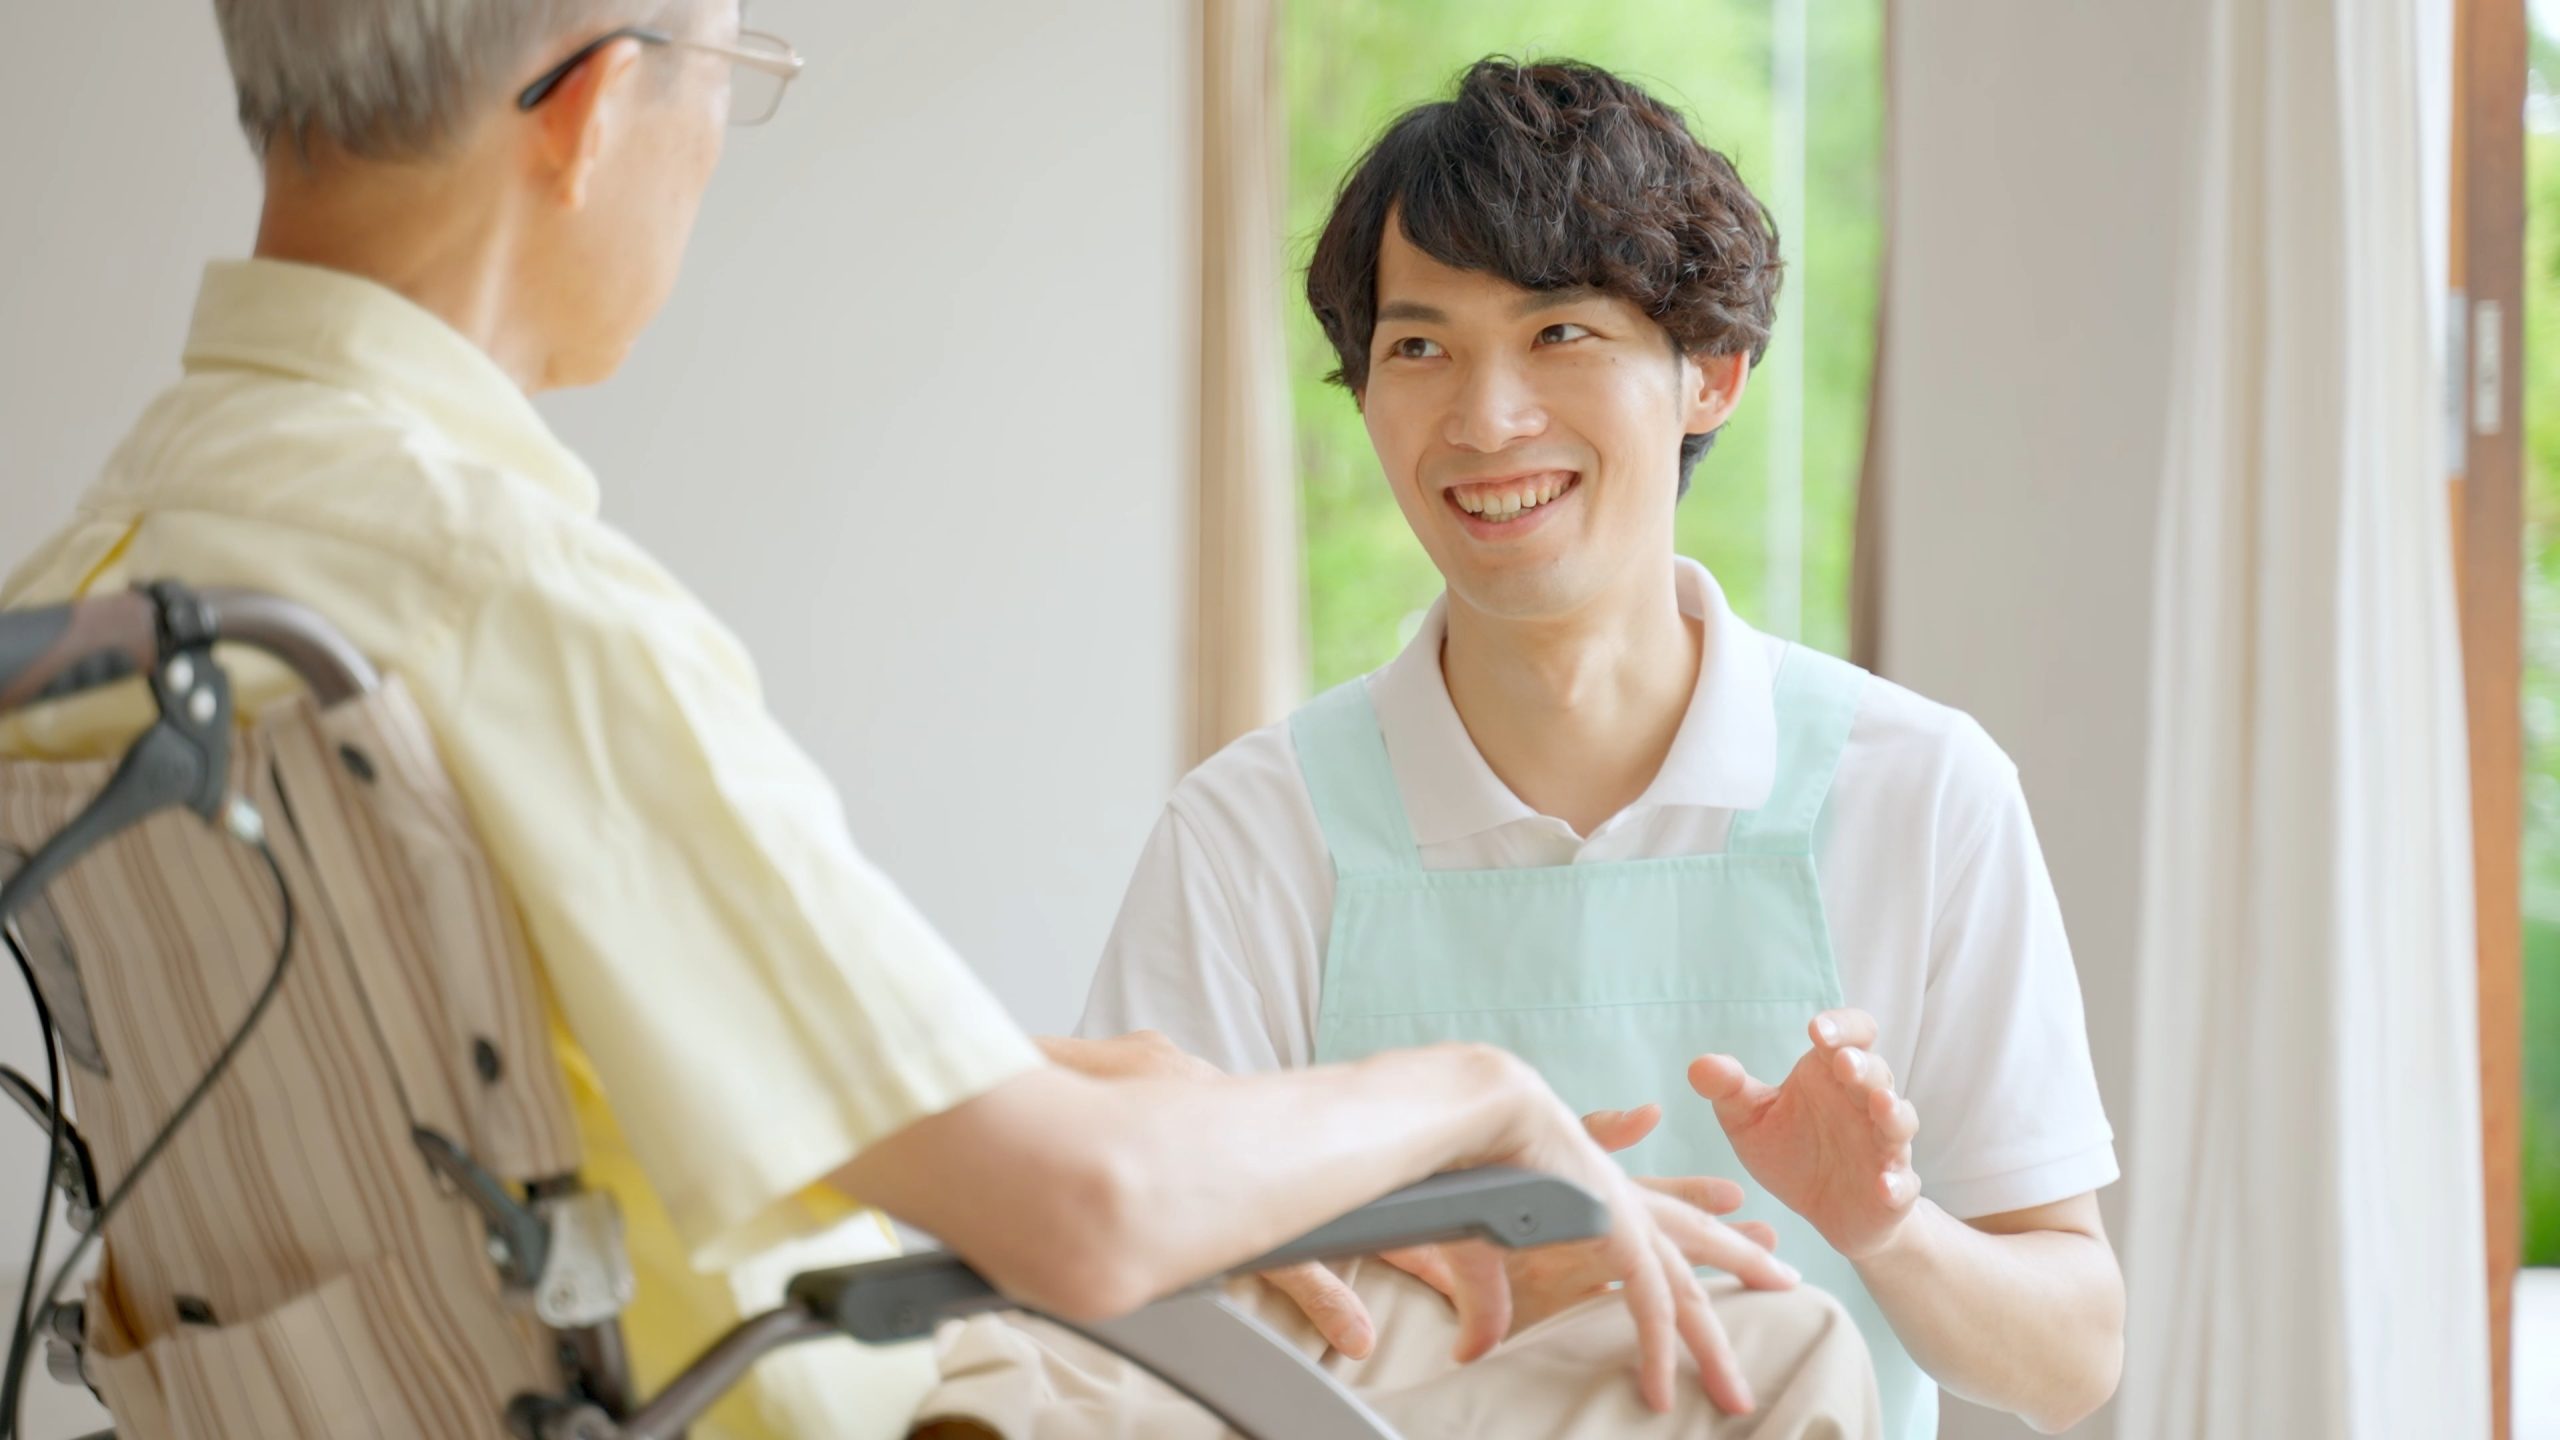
[1080,558,2118,1221]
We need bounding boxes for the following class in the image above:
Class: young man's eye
[1388,336,1445,360]
[1536,322,1594,346]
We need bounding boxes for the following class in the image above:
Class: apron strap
[1288,679,1426,877]
[1726,645,1868,857]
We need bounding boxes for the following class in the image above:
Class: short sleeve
[1902,732,2120,1220]
[1077,805,1292,1074]
[431,544,1041,1271]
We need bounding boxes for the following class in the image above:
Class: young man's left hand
[1688,1009,1921,1262]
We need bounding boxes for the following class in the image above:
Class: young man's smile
[1442,469,1582,537]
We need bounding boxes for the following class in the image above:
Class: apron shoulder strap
[1287,679,1424,877]
[1726,645,1869,857]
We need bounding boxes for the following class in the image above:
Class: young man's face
[1359,224,1745,624]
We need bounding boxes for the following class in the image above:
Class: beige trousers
[914,1259,1881,1440]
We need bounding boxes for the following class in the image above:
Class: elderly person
[3,4,1881,1437]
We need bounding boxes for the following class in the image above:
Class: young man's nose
[1442,361,1548,453]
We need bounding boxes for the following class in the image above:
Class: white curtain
[1192,0,1306,761]
[2122,0,2487,1434]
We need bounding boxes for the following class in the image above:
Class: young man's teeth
[1460,476,1568,521]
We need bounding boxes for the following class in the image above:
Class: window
[2520,3,2558,1272]
[1279,0,1885,686]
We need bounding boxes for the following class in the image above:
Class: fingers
[1686,1053,1749,1100]
[1733,1220,1779,1251]
[1635,1173,1747,1216]
[1614,1225,1679,1413]
[1686,1056,1779,1132]
[1830,1080,1923,1211]
[1379,1244,1460,1302]
[1641,1190,1797,1291]
[1829,1043,1898,1098]
[1259,1262,1374,1360]
[1581,1103,1663,1153]
[1660,1228,1757,1416]
[1868,1086,1920,1144]
[1442,1240,1514,1365]
[1810,1008,1879,1051]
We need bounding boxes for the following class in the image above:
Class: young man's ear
[525,37,647,209]
[1682,350,1751,439]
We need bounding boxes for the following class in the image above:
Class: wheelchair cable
[0,932,65,1440]
[0,829,296,1440]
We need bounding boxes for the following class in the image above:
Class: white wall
[539,0,1191,1035]
[1872,4,2209,1438]
[0,8,1187,1431]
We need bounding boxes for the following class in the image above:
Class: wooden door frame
[2452,0,2526,1432]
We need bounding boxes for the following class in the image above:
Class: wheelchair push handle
[0,593,159,717]
[0,587,381,722]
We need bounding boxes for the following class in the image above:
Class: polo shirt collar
[1366,557,1779,845]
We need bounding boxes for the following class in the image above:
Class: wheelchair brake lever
[414,1127,552,1291]
[0,588,237,925]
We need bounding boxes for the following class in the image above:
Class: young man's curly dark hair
[1306,58,1784,494]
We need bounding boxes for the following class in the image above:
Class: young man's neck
[1439,559,1700,839]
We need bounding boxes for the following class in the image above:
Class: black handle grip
[0,605,71,684]
[786,1250,1005,1344]
[0,594,156,716]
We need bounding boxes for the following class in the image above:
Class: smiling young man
[1080,60,2126,1438]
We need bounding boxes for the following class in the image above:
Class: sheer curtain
[1191,0,1305,762]
[2122,0,2487,1434]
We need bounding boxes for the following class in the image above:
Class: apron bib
[1295,644,1931,1440]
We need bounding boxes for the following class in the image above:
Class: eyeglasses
[518,27,805,127]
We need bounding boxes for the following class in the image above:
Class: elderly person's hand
[1373,1104,1791,1341]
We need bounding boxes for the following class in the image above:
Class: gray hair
[213,0,692,159]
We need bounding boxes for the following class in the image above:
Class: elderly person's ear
[526,34,647,208]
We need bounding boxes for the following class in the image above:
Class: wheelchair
[0,582,1604,1440]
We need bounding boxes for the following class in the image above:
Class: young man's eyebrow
[1375,300,1449,324]
[1513,287,1606,318]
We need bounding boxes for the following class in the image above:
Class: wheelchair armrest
[594,1169,1607,1439]
[785,1248,1007,1344]
[1236,1165,1607,1272]
[785,1165,1604,1346]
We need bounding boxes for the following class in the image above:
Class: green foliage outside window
[2519,13,2559,1267]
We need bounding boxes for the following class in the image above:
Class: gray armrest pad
[1239,1166,1607,1272]
[788,1166,1605,1345]
[789,1249,1007,1344]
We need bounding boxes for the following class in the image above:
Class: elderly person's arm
[841,1043,1776,1419]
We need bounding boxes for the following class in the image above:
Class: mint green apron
[1294,644,1929,1439]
